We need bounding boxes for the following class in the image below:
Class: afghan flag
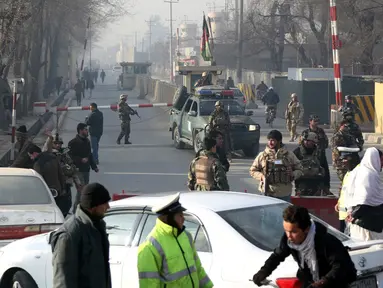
[200,14,213,61]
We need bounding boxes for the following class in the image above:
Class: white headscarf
[345,147,383,209]
[287,221,319,282]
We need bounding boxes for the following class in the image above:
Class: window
[183,99,193,112]
[123,66,134,74]
[199,100,245,116]
[218,203,350,252]
[0,176,52,205]
[139,214,211,252]
[190,102,198,113]
[139,214,157,244]
[104,212,141,246]
[184,216,211,253]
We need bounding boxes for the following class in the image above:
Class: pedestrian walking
[137,192,213,287]
[27,145,69,216]
[74,79,83,106]
[50,183,112,288]
[68,123,99,213]
[252,205,357,288]
[85,103,103,164]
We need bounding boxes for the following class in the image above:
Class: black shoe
[116,140,121,145]
[124,141,132,144]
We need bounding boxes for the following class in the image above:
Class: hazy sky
[98,0,229,47]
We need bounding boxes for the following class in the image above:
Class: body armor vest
[212,112,229,129]
[263,154,291,185]
[195,156,215,189]
[299,148,324,178]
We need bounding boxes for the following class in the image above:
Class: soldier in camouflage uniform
[43,133,82,216]
[293,132,329,196]
[331,121,360,182]
[187,136,229,191]
[209,100,231,154]
[285,93,304,142]
[338,96,364,149]
[299,114,330,191]
[116,94,137,144]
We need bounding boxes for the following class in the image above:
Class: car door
[181,99,193,138]
[123,212,213,287]
[183,101,198,140]
[103,209,144,288]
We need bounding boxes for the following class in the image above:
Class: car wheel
[173,127,185,149]
[193,131,203,153]
[242,142,260,158]
[12,271,38,288]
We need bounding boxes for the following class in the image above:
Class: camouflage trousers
[286,120,298,138]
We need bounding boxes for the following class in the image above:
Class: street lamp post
[165,0,179,83]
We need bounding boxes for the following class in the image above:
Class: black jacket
[86,109,104,137]
[49,206,111,288]
[262,90,280,105]
[196,146,230,172]
[68,135,97,172]
[255,222,356,288]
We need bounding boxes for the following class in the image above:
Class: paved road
[59,84,380,197]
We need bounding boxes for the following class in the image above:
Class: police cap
[337,146,360,159]
[152,192,186,215]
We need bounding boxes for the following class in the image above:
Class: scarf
[345,147,383,210]
[288,222,319,282]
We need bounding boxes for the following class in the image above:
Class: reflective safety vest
[137,218,213,288]
[338,164,359,220]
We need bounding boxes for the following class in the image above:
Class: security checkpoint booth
[175,65,225,93]
[119,62,152,91]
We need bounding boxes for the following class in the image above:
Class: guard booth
[175,65,225,93]
[118,62,151,90]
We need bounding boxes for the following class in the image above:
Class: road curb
[43,93,74,147]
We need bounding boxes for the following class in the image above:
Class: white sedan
[1,191,383,288]
[0,168,64,248]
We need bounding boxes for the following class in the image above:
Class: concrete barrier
[353,95,375,125]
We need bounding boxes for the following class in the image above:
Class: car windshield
[0,176,52,205]
[218,203,350,252]
[232,89,244,97]
[199,100,245,116]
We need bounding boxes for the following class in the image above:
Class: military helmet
[202,72,207,77]
[345,95,352,101]
[215,100,223,107]
[291,93,297,98]
[304,132,318,143]
[120,94,128,100]
[309,114,320,122]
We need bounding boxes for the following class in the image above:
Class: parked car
[0,168,64,248]
[0,191,382,288]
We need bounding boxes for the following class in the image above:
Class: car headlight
[249,125,257,131]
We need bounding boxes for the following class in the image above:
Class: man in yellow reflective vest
[137,192,214,287]
[335,146,360,233]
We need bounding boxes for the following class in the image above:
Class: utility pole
[234,0,239,41]
[89,19,92,99]
[145,19,154,61]
[135,31,138,48]
[164,0,179,83]
[236,0,243,83]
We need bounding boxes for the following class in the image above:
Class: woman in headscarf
[345,147,383,241]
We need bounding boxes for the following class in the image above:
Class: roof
[0,168,40,176]
[109,191,285,212]
[195,85,225,91]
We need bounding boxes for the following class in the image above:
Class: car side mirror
[246,111,254,116]
[50,189,58,198]
[188,111,197,117]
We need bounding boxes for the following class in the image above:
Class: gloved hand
[252,271,267,286]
